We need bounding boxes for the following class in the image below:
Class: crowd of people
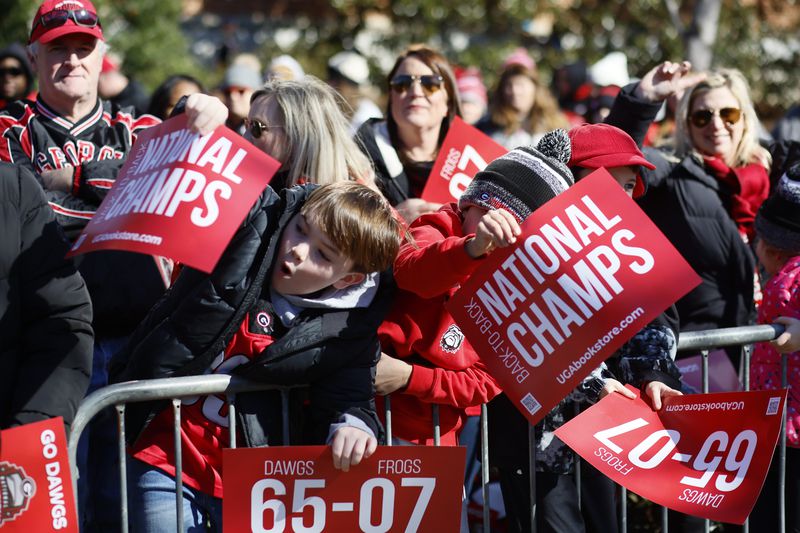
[2,1,800,532]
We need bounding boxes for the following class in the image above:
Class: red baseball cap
[29,0,104,45]
[567,123,655,198]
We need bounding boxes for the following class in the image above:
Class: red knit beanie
[568,123,655,198]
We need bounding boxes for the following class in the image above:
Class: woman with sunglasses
[606,62,770,387]
[573,64,769,533]
[477,60,570,150]
[355,44,462,223]
[245,76,375,193]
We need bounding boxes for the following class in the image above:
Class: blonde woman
[607,60,770,350]
[673,68,771,170]
[245,75,375,192]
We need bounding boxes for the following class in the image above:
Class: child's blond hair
[301,182,402,273]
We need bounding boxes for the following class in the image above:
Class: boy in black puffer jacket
[110,181,401,532]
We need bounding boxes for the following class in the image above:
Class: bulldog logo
[440,324,464,353]
[0,462,36,525]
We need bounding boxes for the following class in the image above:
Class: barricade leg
[480,404,490,533]
[385,394,392,446]
[529,423,537,533]
[780,353,788,533]
[117,404,129,533]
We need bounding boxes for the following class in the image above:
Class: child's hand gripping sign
[68,115,280,273]
[555,386,786,524]
[446,169,701,426]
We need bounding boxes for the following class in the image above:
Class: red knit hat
[29,0,104,45]
[567,123,655,198]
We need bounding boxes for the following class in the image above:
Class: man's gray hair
[28,39,109,59]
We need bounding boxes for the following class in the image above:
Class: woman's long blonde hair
[675,68,770,169]
[250,76,375,187]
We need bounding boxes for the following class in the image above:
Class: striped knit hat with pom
[459,129,573,223]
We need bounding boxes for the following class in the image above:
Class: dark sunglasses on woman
[0,68,24,77]
[390,74,444,97]
[245,118,283,139]
[33,9,100,30]
[690,107,742,128]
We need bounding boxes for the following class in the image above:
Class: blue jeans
[459,415,481,497]
[78,336,128,532]
[127,457,223,533]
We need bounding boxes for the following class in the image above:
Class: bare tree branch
[663,0,685,36]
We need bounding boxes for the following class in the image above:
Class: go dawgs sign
[69,115,280,272]
[0,419,77,532]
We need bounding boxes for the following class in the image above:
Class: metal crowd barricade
[467,324,787,533]
[606,324,785,533]
[67,374,292,533]
[67,324,787,533]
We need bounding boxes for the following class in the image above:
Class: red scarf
[703,156,770,241]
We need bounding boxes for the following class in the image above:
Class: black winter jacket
[607,85,756,332]
[0,163,93,431]
[355,118,433,206]
[110,185,392,447]
[0,97,169,337]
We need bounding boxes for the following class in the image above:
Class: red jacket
[378,204,502,444]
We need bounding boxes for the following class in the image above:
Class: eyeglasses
[33,9,100,32]
[0,68,24,77]
[245,118,283,139]
[389,74,444,96]
[689,107,742,128]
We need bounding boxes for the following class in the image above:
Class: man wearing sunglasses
[0,2,229,531]
[0,0,227,236]
[0,43,35,110]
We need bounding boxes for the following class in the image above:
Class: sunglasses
[389,74,444,96]
[0,67,24,77]
[689,107,742,128]
[245,118,283,139]
[33,9,100,31]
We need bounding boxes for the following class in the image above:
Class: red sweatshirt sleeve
[403,358,502,408]
[394,209,483,299]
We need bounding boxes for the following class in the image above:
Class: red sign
[68,115,280,273]
[0,418,77,532]
[223,445,466,533]
[421,117,507,204]
[555,387,786,524]
[446,169,701,426]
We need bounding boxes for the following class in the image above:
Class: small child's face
[271,213,363,296]
[575,166,638,197]
[755,238,786,276]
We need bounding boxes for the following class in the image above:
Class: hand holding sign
[465,208,522,258]
[68,116,280,272]
[555,386,786,524]
[223,446,465,533]
[447,169,701,426]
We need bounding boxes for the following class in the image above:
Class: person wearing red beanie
[568,122,656,198]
